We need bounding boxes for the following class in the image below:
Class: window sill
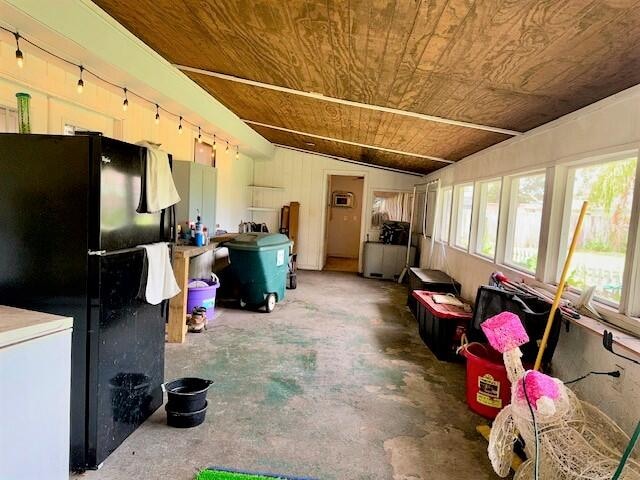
[501,261,536,278]
[528,279,640,356]
[566,313,640,357]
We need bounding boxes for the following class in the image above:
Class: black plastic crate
[469,285,563,368]
[413,290,471,362]
[407,268,461,315]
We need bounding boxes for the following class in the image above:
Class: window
[371,191,413,227]
[505,172,546,273]
[0,106,18,133]
[562,156,637,305]
[439,187,453,242]
[422,187,437,237]
[453,184,474,249]
[194,139,215,167]
[475,179,502,259]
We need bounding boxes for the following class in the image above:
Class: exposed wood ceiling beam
[175,64,523,137]
[243,119,454,164]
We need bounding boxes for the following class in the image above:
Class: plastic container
[407,268,461,315]
[471,285,563,367]
[459,343,511,419]
[225,233,291,312]
[164,377,213,413]
[412,290,471,361]
[15,93,31,134]
[166,401,208,428]
[186,279,219,318]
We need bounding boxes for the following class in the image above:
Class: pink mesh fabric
[481,311,529,353]
[515,370,561,408]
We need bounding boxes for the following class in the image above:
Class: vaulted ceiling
[94,0,640,174]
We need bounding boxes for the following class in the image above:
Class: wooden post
[289,202,300,254]
[168,250,189,343]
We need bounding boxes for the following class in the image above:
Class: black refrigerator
[0,133,174,470]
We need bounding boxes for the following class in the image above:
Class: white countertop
[0,305,73,348]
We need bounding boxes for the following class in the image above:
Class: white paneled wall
[420,84,640,435]
[252,147,420,270]
[0,38,253,231]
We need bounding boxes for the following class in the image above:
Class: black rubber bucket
[163,377,213,413]
[166,401,208,428]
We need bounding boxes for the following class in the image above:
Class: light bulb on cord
[198,127,202,143]
[236,146,239,160]
[213,135,217,151]
[178,116,183,134]
[226,140,230,155]
[77,66,84,94]
[14,33,23,68]
[122,88,128,111]
[154,104,160,125]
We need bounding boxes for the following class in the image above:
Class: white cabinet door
[0,329,72,480]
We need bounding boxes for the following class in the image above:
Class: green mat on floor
[196,471,277,480]
[196,468,315,480]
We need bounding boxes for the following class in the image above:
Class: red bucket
[459,343,511,419]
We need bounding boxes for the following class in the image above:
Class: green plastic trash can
[225,233,292,312]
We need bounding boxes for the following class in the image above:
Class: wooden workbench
[167,235,236,343]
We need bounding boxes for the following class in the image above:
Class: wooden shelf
[247,185,284,191]
[247,206,278,212]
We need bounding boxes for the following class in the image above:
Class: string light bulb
[0,27,244,161]
[14,33,23,68]
[77,66,84,93]
[236,145,239,160]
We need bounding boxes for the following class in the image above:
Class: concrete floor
[79,271,497,480]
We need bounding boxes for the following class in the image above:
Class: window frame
[0,105,18,133]
[473,178,502,261]
[452,182,474,251]
[556,153,640,311]
[428,148,640,334]
[502,170,547,275]
[438,186,453,243]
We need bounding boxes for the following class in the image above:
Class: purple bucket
[186,279,219,319]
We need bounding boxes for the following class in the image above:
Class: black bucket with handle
[163,377,213,428]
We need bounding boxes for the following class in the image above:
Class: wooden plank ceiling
[94,0,640,174]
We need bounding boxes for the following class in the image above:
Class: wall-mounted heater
[332,191,354,208]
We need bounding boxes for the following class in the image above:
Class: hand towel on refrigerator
[136,141,180,213]
[138,243,180,305]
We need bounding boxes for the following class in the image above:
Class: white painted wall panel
[252,147,419,270]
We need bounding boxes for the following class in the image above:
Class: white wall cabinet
[172,160,218,233]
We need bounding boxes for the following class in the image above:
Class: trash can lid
[226,232,291,249]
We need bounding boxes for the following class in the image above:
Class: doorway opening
[323,175,365,273]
